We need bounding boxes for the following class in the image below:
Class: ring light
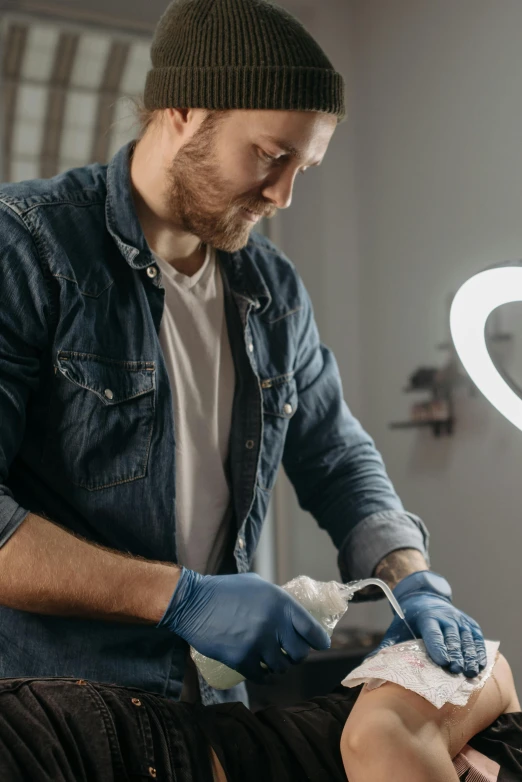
[450,265,522,431]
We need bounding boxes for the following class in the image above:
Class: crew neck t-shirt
[154,245,235,575]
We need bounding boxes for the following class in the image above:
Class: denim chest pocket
[43,351,156,491]
[258,375,298,492]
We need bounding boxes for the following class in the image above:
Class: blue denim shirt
[0,141,429,705]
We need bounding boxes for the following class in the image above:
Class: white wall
[352,0,522,685]
[277,0,522,685]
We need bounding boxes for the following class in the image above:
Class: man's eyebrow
[259,135,321,165]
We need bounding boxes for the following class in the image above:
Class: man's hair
[133,98,231,140]
[134,99,158,139]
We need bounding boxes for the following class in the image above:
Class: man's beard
[165,123,266,253]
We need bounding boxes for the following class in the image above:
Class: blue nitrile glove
[366,570,487,678]
[157,568,331,683]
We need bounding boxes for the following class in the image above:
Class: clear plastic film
[191,575,403,690]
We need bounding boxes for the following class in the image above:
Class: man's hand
[368,569,487,678]
[157,568,331,683]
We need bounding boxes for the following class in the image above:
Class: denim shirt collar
[106,141,272,314]
[105,141,151,269]
[218,249,271,315]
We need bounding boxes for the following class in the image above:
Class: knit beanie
[144,0,346,122]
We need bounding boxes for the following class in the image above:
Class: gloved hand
[367,570,487,678]
[157,568,331,683]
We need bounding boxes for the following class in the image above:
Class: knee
[340,708,415,780]
[341,708,407,759]
[340,688,444,765]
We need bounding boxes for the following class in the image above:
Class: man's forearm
[0,513,181,624]
[374,548,428,589]
[353,548,429,599]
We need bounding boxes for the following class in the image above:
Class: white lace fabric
[342,639,500,709]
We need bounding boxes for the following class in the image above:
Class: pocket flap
[261,376,298,418]
[56,352,155,405]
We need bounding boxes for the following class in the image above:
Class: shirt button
[104,389,114,400]
[283,403,293,415]
[245,440,255,449]
[238,537,245,549]
[148,768,157,778]
[146,265,158,278]
[131,698,142,706]
[248,343,254,353]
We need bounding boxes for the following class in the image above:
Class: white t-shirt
[154,245,235,574]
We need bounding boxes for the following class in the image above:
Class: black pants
[0,676,216,782]
[0,676,521,782]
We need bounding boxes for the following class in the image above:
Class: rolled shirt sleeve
[0,494,31,549]
[337,509,430,585]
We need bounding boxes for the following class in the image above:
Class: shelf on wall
[389,292,513,438]
[389,418,454,436]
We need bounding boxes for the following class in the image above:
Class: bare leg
[340,652,520,782]
[210,747,228,782]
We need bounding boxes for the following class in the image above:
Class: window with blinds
[1,16,151,182]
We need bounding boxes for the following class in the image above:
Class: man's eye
[258,150,308,175]
[259,150,277,163]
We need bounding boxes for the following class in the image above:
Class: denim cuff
[0,495,31,548]
[337,510,430,595]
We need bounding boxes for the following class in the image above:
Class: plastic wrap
[190,575,358,690]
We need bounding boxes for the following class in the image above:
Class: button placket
[227,294,263,561]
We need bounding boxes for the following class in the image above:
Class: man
[0,0,485,708]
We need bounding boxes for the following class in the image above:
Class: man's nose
[261,169,298,211]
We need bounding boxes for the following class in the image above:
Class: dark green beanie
[144,0,346,122]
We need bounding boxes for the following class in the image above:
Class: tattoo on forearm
[374,548,428,590]
[354,548,428,600]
